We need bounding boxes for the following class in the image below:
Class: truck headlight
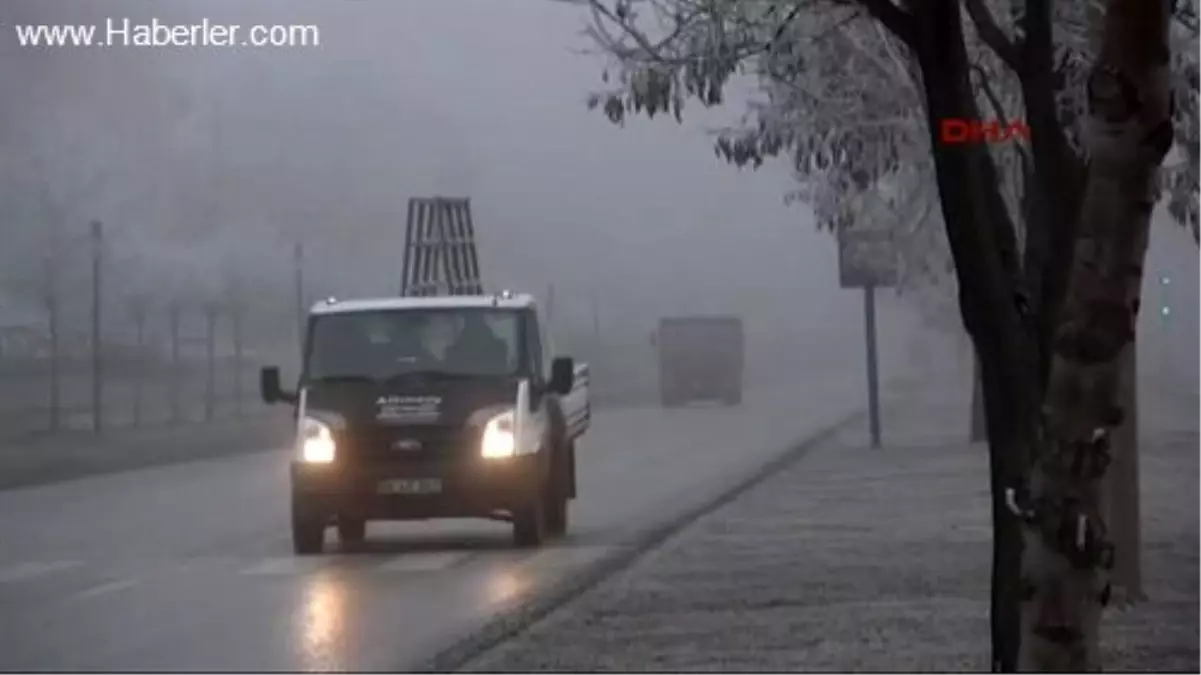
[299,416,336,463]
[481,410,515,459]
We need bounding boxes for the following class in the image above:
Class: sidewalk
[460,378,1199,672]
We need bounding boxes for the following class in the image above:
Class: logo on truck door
[376,395,441,423]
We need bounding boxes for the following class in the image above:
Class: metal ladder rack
[400,197,484,297]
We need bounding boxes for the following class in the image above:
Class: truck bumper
[290,454,545,521]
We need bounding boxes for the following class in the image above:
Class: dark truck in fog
[260,292,590,554]
[654,315,744,407]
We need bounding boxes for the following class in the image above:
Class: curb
[413,407,866,673]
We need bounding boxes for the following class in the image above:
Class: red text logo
[939,119,1031,144]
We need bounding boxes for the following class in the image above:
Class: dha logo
[940,119,1031,144]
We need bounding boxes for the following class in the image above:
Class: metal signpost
[837,227,898,448]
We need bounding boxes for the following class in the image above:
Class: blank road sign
[838,228,898,288]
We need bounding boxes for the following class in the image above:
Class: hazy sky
[0,0,859,353]
[0,0,1195,384]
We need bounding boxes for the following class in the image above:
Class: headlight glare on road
[300,416,336,463]
[481,410,515,458]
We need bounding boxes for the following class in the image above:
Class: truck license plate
[377,478,442,495]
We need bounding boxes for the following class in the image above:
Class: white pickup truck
[260,291,591,554]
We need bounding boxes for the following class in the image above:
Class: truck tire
[565,440,577,500]
[513,495,547,547]
[545,492,568,537]
[545,442,572,537]
[337,517,366,546]
[292,514,325,555]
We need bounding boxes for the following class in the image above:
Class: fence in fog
[0,222,301,442]
[0,298,300,440]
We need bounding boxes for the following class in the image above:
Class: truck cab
[260,292,589,554]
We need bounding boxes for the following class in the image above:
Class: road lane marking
[74,578,138,600]
[0,560,83,584]
[376,551,470,573]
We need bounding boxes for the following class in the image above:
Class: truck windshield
[304,308,521,381]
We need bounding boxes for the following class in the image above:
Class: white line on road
[0,560,83,584]
[74,578,138,600]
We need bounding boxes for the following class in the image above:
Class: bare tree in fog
[576,0,1190,670]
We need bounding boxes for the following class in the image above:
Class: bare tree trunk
[46,292,60,432]
[971,354,987,442]
[169,304,181,424]
[133,305,145,427]
[204,304,216,422]
[232,302,243,416]
[1016,0,1173,668]
[908,3,1038,669]
[1106,345,1142,603]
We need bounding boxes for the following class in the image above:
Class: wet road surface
[0,380,858,671]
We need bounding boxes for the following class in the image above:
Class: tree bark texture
[1015,0,1090,394]
[903,2,1040,669]
[972,354,987,442]
[1104,346,1142,604]
[1015,0,1173,668]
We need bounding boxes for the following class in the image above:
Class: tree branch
[964,0,1022,71]
[971,63,1031,170]
[853,0,916,46]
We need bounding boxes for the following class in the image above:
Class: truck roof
[310,293,537,316]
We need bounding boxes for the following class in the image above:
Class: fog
[0,0,898,389]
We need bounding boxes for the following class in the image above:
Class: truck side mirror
[260,366,294,404]
[549,356,575,395]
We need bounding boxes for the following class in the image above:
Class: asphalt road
[0,379,861,672]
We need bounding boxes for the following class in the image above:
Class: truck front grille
[337,425,479,462]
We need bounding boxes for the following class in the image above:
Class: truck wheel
[565,440,577,500]
[292,516,325,555]
[513,496,547,548]
[546,439,574,536]
[337,518,366,546]
[545,493,568,537]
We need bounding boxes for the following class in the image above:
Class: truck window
[305,308,521,379]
